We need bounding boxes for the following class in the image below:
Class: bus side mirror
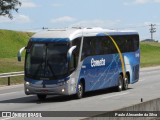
[67,46,77,61]
[17,47,25,62]
[67,46,77,72]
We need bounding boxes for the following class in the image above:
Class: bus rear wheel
[37,94,47,100]
[123,75,129,90]
[117,75,123,92]
[76,82,84,99]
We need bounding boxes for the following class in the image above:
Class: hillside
[0,30,34,73]
[140,42,160,67]
[0,29,33,58]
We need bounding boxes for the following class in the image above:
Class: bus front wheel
[76,82,84,99]
[37,94,47,100]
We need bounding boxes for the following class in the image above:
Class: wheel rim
[124,77,128,90]
[78,84,83,97]
[118,76,123,90]
[119,80,122,89]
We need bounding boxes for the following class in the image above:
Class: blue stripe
[31,38,69,43]
[97,32,138,36]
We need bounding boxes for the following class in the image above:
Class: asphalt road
[0,66,160,120]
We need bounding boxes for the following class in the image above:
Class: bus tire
[123,74,129,90]
[117,75,123,92]
[76,82,84,99]
[37,94,47,100]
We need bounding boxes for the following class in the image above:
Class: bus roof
[31,27,138,41]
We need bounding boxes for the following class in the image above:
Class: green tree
[0,0,21,19]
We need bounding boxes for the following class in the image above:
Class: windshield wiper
[47,62,57,79]
[33,61,44,78]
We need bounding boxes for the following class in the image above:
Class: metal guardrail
[0,71,24,86]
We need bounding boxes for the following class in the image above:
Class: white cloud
[70,19,121,29]
[0,14,31,23]
[50,16,76,23]
[144,21,160,26]
[123,2,130,6]
[20,0,37,8]
[154,0,160,3]
[52,3,63,7]
[144,22,152,26]
[15,15,31,23]
[134,0,150,4]
[124,0,160,5]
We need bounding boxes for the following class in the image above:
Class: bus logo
[91,58,105,67]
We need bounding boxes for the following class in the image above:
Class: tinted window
[81,37,92,60]
[25,43,69,80]
[81,36,117,60]
[101,36,117,54]
[81,35,139,60]
[81,37,97,60]
[113,35,139,53]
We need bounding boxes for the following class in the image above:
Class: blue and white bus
[18,27,140,100]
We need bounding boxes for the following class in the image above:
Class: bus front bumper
[24,82,70,95]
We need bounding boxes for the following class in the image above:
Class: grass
[0,29,33,85]
[0,57,25,86]
[0,29,33,58]
[0,58,25,86]
[0,58,24,73]
[140,42,160,67]
[0,29,33,73]
[0,76,24,87]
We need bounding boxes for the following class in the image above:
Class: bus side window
[94,38,102,55]
[82,37,92,60]
[108,36,117,54]
[133,35,139,51]
[103,37,111,54]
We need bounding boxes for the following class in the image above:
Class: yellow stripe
[105,33,126,79]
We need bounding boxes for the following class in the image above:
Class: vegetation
[0,30,33,85]
[140,42,160,67]
[0,30,33,72]
[0,29,33,58]
[0,57,24,73]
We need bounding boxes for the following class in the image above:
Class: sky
[0,0,160,41]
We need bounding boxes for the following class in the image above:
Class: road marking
[101,92,129,99]
[0,91,23,96]
[0,84,23,90]
[0,117,14,120]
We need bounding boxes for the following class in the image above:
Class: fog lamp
[62,89,65,92]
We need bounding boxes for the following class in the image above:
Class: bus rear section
[77,34,140,93]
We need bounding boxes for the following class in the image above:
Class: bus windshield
[25,42,69,80]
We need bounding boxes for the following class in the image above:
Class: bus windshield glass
[25,42,69,80]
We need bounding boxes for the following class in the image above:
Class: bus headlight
[25,81,30,85]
